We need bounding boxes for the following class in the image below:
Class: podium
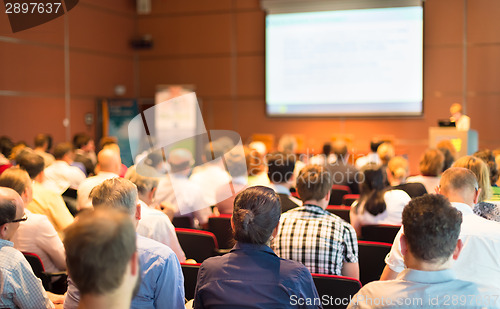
[429,127,478,157]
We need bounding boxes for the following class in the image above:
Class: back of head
[332,140,348,158]
[168,148,194,173]
[124,165,158,196]
[232,186,280,245]
[296,165,333,202]
[0,187,20,227]
[277,135,298,154]
[100,136,118,150]
[267,152,296,184]
[0,167,30,196]
[64,208,136,295]
[403,194,462,264]
[73,133,91,150]
[452,156,491,201]
[419,149,444,176]
[90,178,138,215]
[473,149,499,185]
[388,156,409,180]
[377,143,395,166]
[34,133,49,148]
[53,142,73,160]
[245,146,265,176]
[439,167,478,201]
[97,148,121,173]
[225,149,247,178]
[16,150,44,179]
[322,143,332,156]
[370,140,383,153]
[360,164,387,216]
[0,136,14,158]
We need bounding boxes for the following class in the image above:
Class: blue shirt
[347,269,499,308]
[0,239,53,309]
[194,242,321,309]
[64,235,185,309]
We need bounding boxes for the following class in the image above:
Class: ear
[135,204,141,221]
[230,215,235,232]
[473,188,481,205]
[271,223,279,239]
[400,233,408,257]
[324,189,331,202]
[148,187,156,202]
[452,239,463,260]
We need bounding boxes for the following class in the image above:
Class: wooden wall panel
[424,0,464,46]
[148,0,232,15]
[235,11,265,53]
[467,0,500,44]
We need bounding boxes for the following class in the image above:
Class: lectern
[429,127,478,157]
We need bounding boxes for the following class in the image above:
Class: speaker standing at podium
[450,103,470,131]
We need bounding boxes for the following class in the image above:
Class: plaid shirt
[272,204,358,275]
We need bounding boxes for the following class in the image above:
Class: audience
[246,142,270,186]
[16,150,74,237]
[33,134,55,168]
[381,167,500,291]
[387,156,427,198]
[355,139,382,169]
[348,194,494,309]
[272,165,359,278]
[267,152,301,213]
[0,187,60,307]
[77,148,121,210]
[350,164,411,237]
[437,139,456,172]
[0,136,14,176]
[0,168,66,275]
[43,142,86,195]
[406,148,444,194]
[64,178,185,309]
[474,149,500,200]
[72,133,96,177]
[326,140,360,194]
[99,137,128,177]
[310,142,336,166]
[193,186,321,308]
[64,208,139,309]
[125,165,186,262]
[214,150,247,215]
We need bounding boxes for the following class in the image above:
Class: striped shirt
[272,204,358,275]
[0,239,53,308]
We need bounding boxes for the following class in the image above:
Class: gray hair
[90,178,138,215]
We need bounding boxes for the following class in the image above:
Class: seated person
[272,165,359,278]
[387,156,427,198]
[406,149,444,194]
[194,186,321,308]
[350,165,411,237]
[214,150,247,215]
[348,194,495,308]
[43,142,86,195]
[64,208,139,309]
[267,152,301,213]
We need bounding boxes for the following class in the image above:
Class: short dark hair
[90,178,138,215]
[73,133,91,149]
[0,167,30,196]
[16,150,45,179]
[359,164,387,216]
[0,136,14,158]
[296,165,333,202]
[0,192,17,226]
[370,140,383,153]
[233,186,281,245]
[34,134,50,148]
[419,149,444,176]
[64,208,136,295]
[403,194,462,263]
[53,142,73,160]
[267,152,296,184]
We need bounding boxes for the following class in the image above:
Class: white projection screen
[263,0,423,117]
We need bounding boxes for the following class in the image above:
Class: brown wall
[0,0,136,145]
[1,0,499,173]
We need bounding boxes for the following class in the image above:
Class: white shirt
[190,163,231,207]
[406,175,439,195]
[355,152,381,169]
[385,202,500,291]
[43,160,86,194]
[76,172,119,210]
[455,114,471,131]
[12,209,66,273]
[355,189,411,226]
[137,200,186,262]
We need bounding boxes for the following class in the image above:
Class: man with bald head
[326,140,360,194]
[154,148,208,228]
[77,148,121,210]
[381,167,500,291]
[0,187,55,308]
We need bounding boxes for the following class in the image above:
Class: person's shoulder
[137,234,177,260]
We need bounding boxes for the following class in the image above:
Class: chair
[175,228,220,263]
[62,188,78,216]
[172,215,193,228]
[329,185,351,206]
[360,224,401,243]
[326,205,351,223]
[22,252,68,294]
[208,215,234,249]
[342,194,359,206]
[358,241,392,285]
[181,263,201,300]
[311,274,362,309]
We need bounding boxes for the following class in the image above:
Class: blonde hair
[452,156,492,202]
[377,143,395,166]
[388,156,409,180]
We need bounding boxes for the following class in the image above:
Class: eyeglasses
[11,214,28,223]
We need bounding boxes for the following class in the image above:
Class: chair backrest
[172,215,193,228]
[342,194,359,206]
[181,263,201,300]
[23,252,50,289]
[311,273,361,309]
[329,185,351,205]
[326,205,351,223]
[357,241,392,285]
[208,215,234,250]
[175,228,219,263]
[360,224,401,243]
